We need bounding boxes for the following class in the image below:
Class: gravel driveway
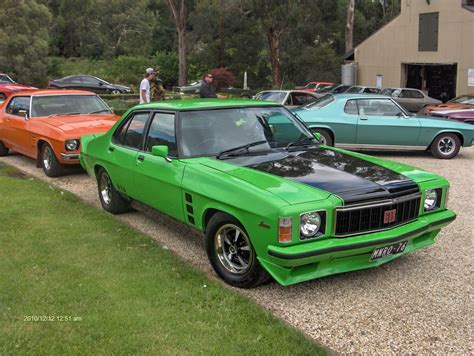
[1,148,472,354]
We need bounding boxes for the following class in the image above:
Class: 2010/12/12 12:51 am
[23,315,82,322]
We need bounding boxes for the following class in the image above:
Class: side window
[6,96,30,116]
[344,100,358,115]
[145,113,177,156]
[113,112,149,149]
[346,87,360,93]
[411,90,424,99]
[357,99,403,116]
[400,90,412,98]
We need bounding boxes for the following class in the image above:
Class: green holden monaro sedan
[80,99,456,288]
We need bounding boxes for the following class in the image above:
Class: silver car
[254,90,319,108]
[345,86,381,94]
[382,88,441,112]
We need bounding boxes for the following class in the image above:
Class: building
[351,0,474,100]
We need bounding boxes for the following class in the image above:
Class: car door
[2,96,34,156]
[409,89,426,112]
[133,111,185,221]
[107,111,150,198]
[396,89,417,112]
[355,98,421,146]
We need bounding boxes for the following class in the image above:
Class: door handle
[137,155,145,162]
[359,116,368,121]
[108,146,115,152]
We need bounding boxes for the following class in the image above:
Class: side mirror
[18,109,29,119]
[151,145,172,162]
[313,132,322,141]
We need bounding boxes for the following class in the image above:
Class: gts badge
[117,184,127,193]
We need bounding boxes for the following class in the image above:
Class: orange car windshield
[30,95,112,118]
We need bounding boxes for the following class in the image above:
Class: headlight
[424,189,441,212]
[300,211,324,239]
[65,139,80,151]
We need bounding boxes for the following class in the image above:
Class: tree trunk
[345,0,355,54]
[267,28,281,88]
[167,0,187,86]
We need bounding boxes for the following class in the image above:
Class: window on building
[419,12,439,52]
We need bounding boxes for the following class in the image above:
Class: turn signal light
[278,217,292,243]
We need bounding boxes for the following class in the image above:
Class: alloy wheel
[43,146,52,171]
[99,172,112,205]
[214,224,254,275]
[438,136,455,155]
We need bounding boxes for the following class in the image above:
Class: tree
[166,0,188,85]
[0,0,51,85]
[345,0,355,53]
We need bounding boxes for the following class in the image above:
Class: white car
[254,90,319,108]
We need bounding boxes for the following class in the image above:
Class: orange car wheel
[41,143,64,177]
[0,141,8,157]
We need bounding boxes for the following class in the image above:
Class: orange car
[419,94,474,114]
[0,90,119,177]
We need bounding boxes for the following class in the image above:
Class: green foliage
[0,0,51,86]
[0,164,327,355]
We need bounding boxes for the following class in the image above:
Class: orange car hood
[40,114,119,135]
[426,103,472,111]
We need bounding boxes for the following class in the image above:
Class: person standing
[199,73,217,98]
[150,68,166,101]
[140,68,155,104]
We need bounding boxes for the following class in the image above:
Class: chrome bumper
[61,153,80,161]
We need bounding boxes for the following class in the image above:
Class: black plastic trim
[268,215,456,260]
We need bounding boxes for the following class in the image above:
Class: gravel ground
[1,148,473,354]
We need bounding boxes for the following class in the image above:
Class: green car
[293,94,474,159]
[80,99,456,288]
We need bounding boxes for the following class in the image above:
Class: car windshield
[304,94,335,109]
[304,83,317,89]
[30,95,112,117]
[381,88,395,96]
[255,92,287,103]
[179,106,315,157]
[316,85,335,93]
[449,96,474,105]
[0,74,14,84]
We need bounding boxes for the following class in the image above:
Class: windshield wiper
[285,136,318,151]
[88,109,111,114]
[217,140,267,159]
[48,112,81,117]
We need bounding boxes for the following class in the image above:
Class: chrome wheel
[99,172,112,205]
[43,146,52,171]
[214,224,253,275]
[438,136,455,155]
[318,134,327,145]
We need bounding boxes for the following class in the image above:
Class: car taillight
[278,217,292,243]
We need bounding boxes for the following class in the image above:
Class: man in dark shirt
[199,73,217,98]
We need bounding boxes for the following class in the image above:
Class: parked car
[80,99,455,287]
[254,90,319,107]
[0,90,119,177]
[173,80,255,98]
[0,73,37,103]
[418,94,474,115]
[173,80,203,94]
[298,81,335,92]
[313,84,351,98]
[381,87,441,112]
[346,86,382,94]
[48,75,132,94]
[292,94,474,159]
[429,108,474,124]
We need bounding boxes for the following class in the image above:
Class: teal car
[293,94,474,159]
[80,99,455,288]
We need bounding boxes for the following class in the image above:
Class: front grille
[334,193,421,237]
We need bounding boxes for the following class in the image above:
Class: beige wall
[354,0,474,94]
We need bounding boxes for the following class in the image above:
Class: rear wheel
[96,168,130,214]
[0,141,9,156]
[311,128,333,146]
[41,143,64,177]
[430,133,461,159]
[205,213,270,288]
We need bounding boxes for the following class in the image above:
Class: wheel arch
[429,130,464,148]
[308,125,335,142]
[36,138,56,167]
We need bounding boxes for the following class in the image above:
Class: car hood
[427,103,473,111]
[39,114,119,134]
[200,148,419,205]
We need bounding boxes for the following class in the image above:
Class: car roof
[10,89,97,96]
[138,99,280,111]
[332,93,392,100]
[257,90,315,94]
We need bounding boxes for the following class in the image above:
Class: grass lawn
[0,164,326,355]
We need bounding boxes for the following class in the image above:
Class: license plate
[370,241,408,261]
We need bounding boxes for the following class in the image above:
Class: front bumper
[260,209,456,286]
[60,153,80,164]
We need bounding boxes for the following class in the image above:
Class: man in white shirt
[140,68,155,104]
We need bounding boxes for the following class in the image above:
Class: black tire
[111,89,121,94]
[430,133,461,159]
[311,128,333,146]
[0,140,9,156]
[96,168,130,214]
[205,213,270,288]
[41,143,64,177]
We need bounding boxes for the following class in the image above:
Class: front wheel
[430,133,461,159]
[111,89,121,94]
[0,141,9,156]
[96,168,130,214]
[205,213,269,288]
[311,128,333,146]
[41,143,64,177]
